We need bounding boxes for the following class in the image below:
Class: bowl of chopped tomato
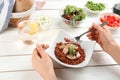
[100,13,120,31]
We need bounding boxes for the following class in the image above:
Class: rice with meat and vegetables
[54,41,85,65]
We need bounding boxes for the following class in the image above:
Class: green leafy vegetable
[68,44,76,55]
[85,1,105,11]
[62,5,86,21]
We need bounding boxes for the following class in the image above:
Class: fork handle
[78,22,108,38]
[84,22,108,34]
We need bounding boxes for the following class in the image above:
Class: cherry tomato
[100,14,120,27]
[66,15,72,20]
[100,18,105,22]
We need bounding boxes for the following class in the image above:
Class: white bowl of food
[61,5,86,27]
[46,30,96,68]
[85,1,106,14]
[38,16,52,30]
[100,13,120,31]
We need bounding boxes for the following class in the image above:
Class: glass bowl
[60,10,86,27]
[61,16,85,27]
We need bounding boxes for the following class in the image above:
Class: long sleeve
[0,0,15,33]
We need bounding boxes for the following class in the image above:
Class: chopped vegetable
[38,16,52,26]
[68,44,76,55]
[62,5,86,21]
[100,14,120,27]
[85,1,105,11]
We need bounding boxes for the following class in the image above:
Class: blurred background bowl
[84,1,106,14]
[9,3,35,27]
[85,6,103,14]
[107,26,119,31]
[60,7,86,28]
[61,16,84,27]
[113,3,120,16]
[38,16,52,30]
[100,13,120,31]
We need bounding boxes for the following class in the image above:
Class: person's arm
[32,44,57,80]
[108,42,120,65]
[87,23,120,65]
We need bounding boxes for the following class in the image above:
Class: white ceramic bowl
[100,13,120,31]
[107,26,119,31]
[11,4,35,18]
[46,30,96,68]
[85,3,106,14]
[38,16,52,30]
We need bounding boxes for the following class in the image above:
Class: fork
[74,22,108,41]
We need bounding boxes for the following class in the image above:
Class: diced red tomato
[65,15,72,20]
[100,14,120,27]
[100,18,105,22]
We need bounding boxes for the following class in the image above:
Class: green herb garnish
[68,44,76,55]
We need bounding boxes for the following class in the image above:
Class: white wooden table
[0,0,120,80]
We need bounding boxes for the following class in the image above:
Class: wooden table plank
[0,28,120,56]
[0,70,43,80]
[0,65,120,80]
[0,51,117,72]
[55,65,120,80]
[0,37,120,55]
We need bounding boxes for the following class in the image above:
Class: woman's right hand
[87,23,117,53]
[87,23,120,65]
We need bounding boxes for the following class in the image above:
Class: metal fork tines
[74,22,108,41]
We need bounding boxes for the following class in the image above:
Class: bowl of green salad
[85,1,106,14]
[61,5,86,27]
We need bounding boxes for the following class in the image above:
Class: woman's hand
[32,44,57,80]
[87,23,117,53]
[87,23,120,65]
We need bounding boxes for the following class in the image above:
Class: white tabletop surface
[0,0,120,80]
